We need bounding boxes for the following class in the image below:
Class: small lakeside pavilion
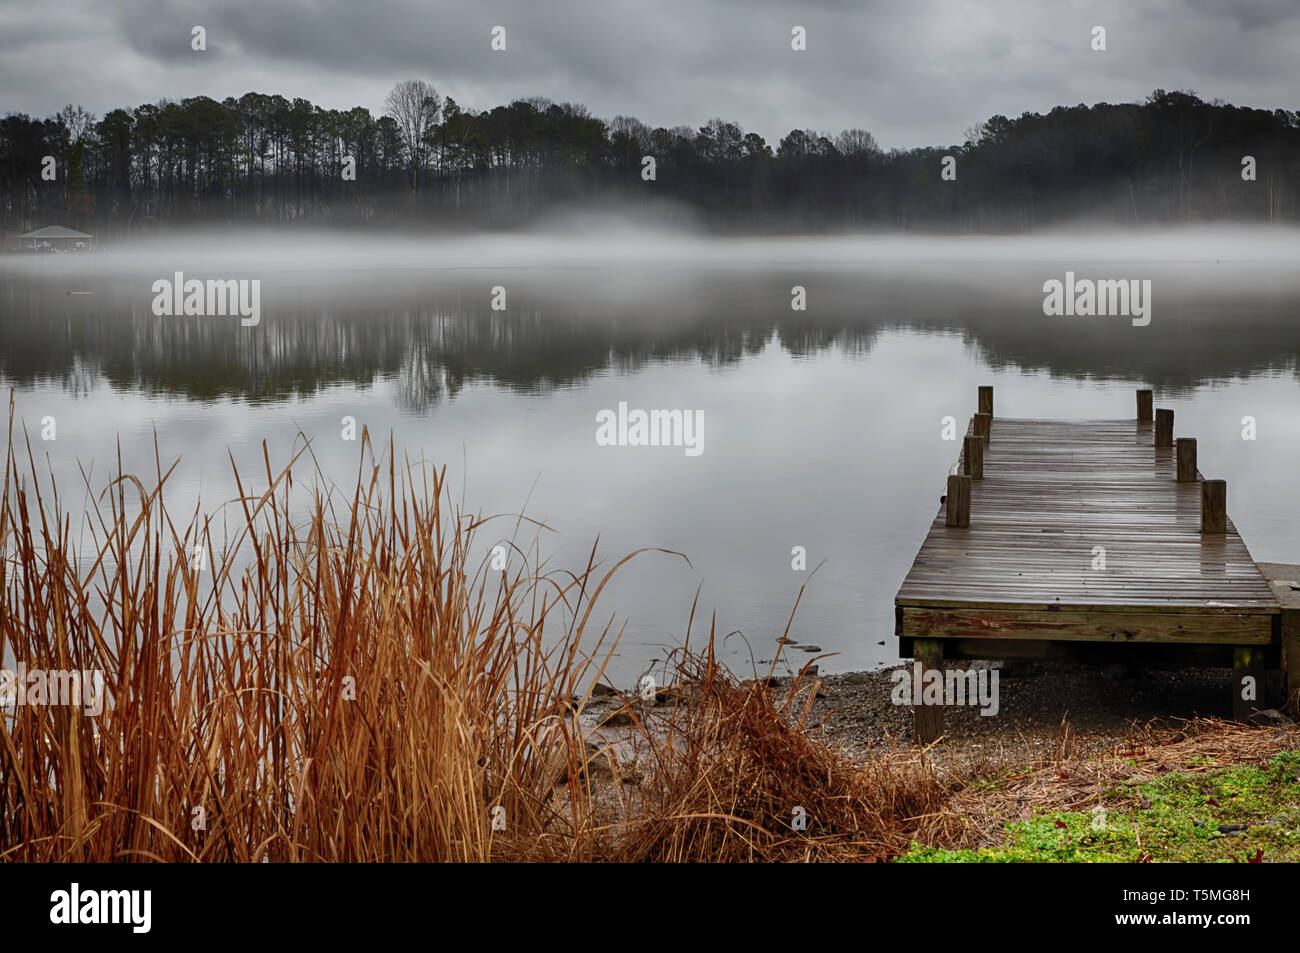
[17,225,96,251]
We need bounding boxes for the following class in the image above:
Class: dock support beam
[1176,438,1198,483]
[913,638,944,744]
[946,474,971,527]
[963,435,984,479]
[1233,646,1267,721]
[1201,479,1226,534]
[973,412,991,444]
[1136,389,1153,422]
[978,385,994,417]
[1155,408,1174,447]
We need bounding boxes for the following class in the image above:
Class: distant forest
[1,83,1298,236]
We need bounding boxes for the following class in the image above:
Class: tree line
[2,82,1297,237]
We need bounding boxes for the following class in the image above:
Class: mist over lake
[3,227,1299,683]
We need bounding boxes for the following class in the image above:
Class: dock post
[1155,409,1174,447]
[913,638,944,744]
[963,435,984,479]
[1176,438,1198,483]
[1201,480,1226,534]
[973,412,992,444]
[946,474,971,527]
[1286,610,1300,713]
[1257,564,1300,713]
[1233,646,1267,721]
[1136,389,1153,421]
[978,385,994,417]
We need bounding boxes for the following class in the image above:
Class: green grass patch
[899,751,1300,863]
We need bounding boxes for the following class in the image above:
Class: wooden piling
[1136,389,1153,422]
[1285,608,1300,714]
[963,435,984,479]
[1176,437,1198,483]
[1285,607,1300,714]
[978,385,994,417]
[973,412,991,444]
[946,474,971,528]
[1201,479,1226,534]
[1155,408,1174,447]
[913,638,944,744]
[1256,564,1300,715]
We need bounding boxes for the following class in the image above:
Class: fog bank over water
[2,225,1297,408]
[7,225,1300,278]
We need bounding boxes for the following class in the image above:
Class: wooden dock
[895,388,1297,743]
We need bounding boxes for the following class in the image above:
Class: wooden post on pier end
[963,435,984,479]
[1288,616,1300,714]
[1281,599,1300,715]
[1155,409,1174,447]
[913,638,944,744]
[1201,479,1226,534]
[978,385,994,417]
[1284,604,1300,715]
[1201,476,1244,717]
[946,474,971,527]
[1255,563,1300,715]
[973,412,992,444]
[1136,388,1153,422]
[1176,438,1198,483]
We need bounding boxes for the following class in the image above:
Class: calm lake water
[2,231,1298,683]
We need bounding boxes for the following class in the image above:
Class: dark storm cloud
[2,0,1298,148]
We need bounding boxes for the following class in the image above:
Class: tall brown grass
[0,394,953,862]
[581,646,955,862]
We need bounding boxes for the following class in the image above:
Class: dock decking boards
[895,393,1287,742]
[898,419,1277,615]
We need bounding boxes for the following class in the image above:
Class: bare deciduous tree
[835,128,880,157]
[384,79,442,190]
[57,104,95,144]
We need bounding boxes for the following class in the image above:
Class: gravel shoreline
[803,662,1272,764]
[580,661,1285,770]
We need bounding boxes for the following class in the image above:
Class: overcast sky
[3,0,1299,149]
